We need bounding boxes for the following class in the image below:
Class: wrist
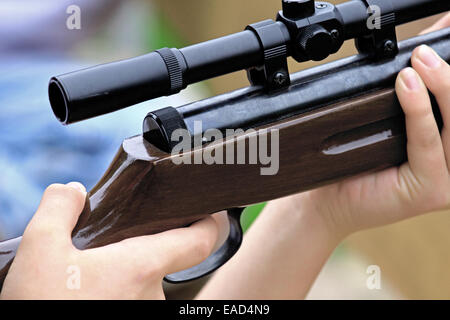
[301,191,354,241]
[262,193,346,249]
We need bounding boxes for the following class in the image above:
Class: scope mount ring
[246,20,291,91]
[355,0,398,60]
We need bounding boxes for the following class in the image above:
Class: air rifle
[1,0,449,288]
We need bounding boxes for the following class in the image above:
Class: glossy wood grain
[0,88,409,288]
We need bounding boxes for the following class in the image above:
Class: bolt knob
[282,0,315,19]
[299,24,333,61]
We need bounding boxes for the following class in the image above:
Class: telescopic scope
[49,0,450,124]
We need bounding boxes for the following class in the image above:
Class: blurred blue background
[0,0,205,239]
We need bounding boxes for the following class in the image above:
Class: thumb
[115,216,219,277]
[25,182,87,246]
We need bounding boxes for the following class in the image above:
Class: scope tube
[392,0,449,25]
[337,0,450,39]
[179,31,263,84]
[49,0,450,124]
[49,30,264,125]
[49,53,171,124]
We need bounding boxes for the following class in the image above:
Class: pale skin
[197,15,450,299]
[1,16,449,300]
[0,183,219,299]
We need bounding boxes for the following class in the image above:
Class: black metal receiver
[47,0,450,283]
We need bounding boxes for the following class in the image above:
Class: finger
[420,13,450,35]
[395,68,447,180]
[116,216,219,277]
[211,211,229,252]
[411,45,450,122]
[24,182,87,246]
[411,46,450,168]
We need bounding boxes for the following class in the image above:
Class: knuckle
[418,131,441,149]
[409,101,432,118]
[192,236,214,260]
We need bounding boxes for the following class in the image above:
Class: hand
[284,17,450,239]
[0,182,218,300]
[196,15,450,300]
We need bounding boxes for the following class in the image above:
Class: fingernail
[400,68,421,91]
[417,45,441,69]
[66,182,86,194]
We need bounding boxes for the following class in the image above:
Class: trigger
[164,208,244,283]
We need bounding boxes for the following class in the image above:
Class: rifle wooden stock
[1,26,449,289]
[1,87,409,288]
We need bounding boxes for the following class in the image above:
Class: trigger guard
[164,208,244,283]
